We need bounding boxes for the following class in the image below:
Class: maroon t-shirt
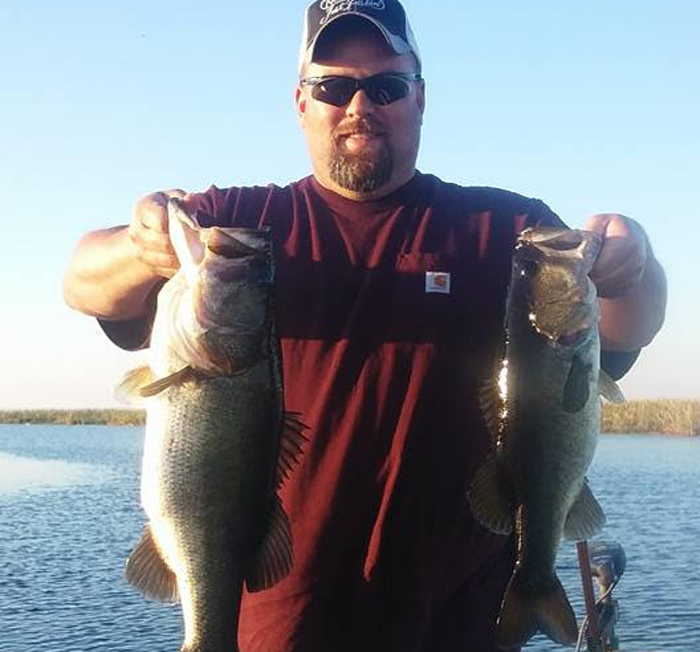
[102,173,634,651]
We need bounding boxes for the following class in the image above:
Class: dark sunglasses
[300,72,422,107]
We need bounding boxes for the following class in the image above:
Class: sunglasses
[300,72,422,107]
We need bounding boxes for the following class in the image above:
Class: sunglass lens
[309,75,413,106]
[366,76,410,105]
[312,78,355,107]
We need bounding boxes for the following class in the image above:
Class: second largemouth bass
[469,227,623,649]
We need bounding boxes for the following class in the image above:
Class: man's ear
[416,79,426,124]
[295,86,307,123]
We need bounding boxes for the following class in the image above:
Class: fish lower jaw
[529,322,594,350]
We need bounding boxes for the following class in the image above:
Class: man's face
[296,26,425,200]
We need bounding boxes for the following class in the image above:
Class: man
[64,1,666,650]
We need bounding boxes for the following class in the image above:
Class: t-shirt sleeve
[97,279,165,351]
[600,348,640,380]
[527,197,568,229]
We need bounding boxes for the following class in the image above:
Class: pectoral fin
[115,365,157,404]
[125,525,179,602]
[563,481,606,541]
[598,369,625,404]
[138,366,200,396]
[245,496,293,592]
[116,365,199,401]
[467,455,514,535]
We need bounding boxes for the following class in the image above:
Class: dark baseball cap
[299,0,421,72]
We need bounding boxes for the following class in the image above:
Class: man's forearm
[63,226,162,320]
[599,251,667,351]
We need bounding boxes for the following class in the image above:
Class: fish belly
[142,362,279,650]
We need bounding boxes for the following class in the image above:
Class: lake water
[0,425,697,652]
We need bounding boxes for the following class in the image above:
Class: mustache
[334,119,385,138]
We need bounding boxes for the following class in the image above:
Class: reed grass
[1,400,698,434]
[601,399,699,436]
[0,409,145,426]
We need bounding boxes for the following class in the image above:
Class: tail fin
[497,568,578,649]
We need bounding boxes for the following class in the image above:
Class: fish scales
[121,199,304,652]
[154,373,279,648]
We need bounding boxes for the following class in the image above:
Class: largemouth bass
[468,227,623,649]
[119,199,305,652]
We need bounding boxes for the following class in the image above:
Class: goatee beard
[328,126,393,193]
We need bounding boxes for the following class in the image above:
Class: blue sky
[1,0,698,408]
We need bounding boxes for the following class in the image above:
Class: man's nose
[345,88,375,117]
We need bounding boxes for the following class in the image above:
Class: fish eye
[520,260,539,276]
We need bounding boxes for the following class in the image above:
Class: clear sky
[1,1,698,409]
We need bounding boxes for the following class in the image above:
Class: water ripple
[0,427,698,651]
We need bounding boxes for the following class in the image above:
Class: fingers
[129,190,189,278]
[584,214,648,298]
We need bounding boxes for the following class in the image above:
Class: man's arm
[63,191,184,320]
[585,214,667,351]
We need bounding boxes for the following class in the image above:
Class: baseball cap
[299,0,421,72]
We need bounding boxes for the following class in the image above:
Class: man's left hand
[584,214,648,298]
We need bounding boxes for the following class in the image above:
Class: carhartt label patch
[425,272,451,294]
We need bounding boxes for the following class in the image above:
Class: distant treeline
[0,409,146,426]
[0,400,698,434]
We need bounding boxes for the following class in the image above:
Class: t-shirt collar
[309,172,424,218]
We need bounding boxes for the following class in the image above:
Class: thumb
[583,213,615,236]
[163,188,201,216]
[163,188,188,200]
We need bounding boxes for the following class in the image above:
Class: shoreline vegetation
[0,400,698,435]
[601,399,699,436]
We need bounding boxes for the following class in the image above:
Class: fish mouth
[518,227,603,267]
[530,318,594,349]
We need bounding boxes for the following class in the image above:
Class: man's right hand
[64,188,193,320]
[129,189,189,279]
